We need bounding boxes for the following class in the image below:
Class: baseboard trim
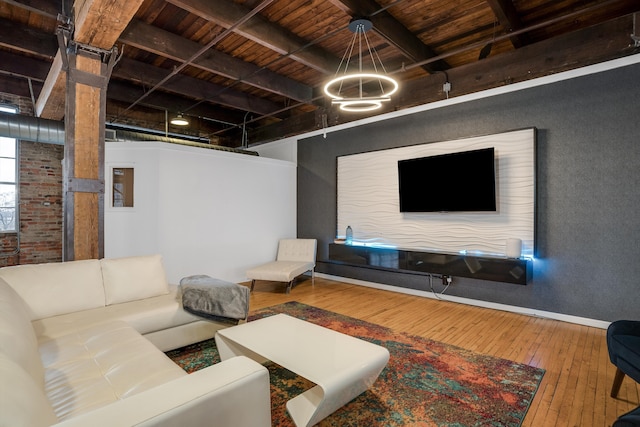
[316,273,610,330]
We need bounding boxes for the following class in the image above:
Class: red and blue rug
[166,301,544,426]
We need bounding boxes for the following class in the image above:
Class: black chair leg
[250,279,256,292]
[612,367,626,398]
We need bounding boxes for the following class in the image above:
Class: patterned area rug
[166,301,544,426]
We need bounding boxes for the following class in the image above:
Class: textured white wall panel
[337,128,535,257]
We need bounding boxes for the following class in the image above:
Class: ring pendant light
[324,18,399,112]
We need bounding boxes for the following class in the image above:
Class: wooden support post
[34,0,145,260]
[63,44,113,260]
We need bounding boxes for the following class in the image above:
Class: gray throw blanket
[180,275,249,323]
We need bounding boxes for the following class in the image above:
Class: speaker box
[506,238,522,258]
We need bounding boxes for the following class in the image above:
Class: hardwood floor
[245,277,639,427]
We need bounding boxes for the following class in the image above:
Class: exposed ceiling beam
[119,19,313,103]
[485,0,529,48]
[0,16,57,58]
[73,0,142,48]
[403,0,639,72]
[35,0,145,119]
[0,0,60,18]
[0,50,51,83]
[112,57,282,116]
[34,53,66,119]
[118,0,278,117]
[327,0,450,73]
[0,16,283,118]
[0,23,53,105]
[106,80,244,125]
[166,0,341,74]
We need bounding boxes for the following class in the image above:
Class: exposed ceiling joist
[119,19,313,103]
[107,80,241,123]
[0,16,57,58]
[0,50,50,82]
[485,0,529,48]
[328,0,450,73]
[112,57,282,116]
[166,0,341,74]
[2,0,59,18]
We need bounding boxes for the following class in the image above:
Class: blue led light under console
[327,244,531,285]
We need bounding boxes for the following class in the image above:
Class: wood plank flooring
[245,277,639,427]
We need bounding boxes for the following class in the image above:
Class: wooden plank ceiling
[1,0,639,147]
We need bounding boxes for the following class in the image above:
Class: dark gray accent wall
[297,62,640,322]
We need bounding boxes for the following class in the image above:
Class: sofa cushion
[0,278,45,385]
[39,320,186,421]
[0,352,58,427]
[246,260,315,282]
[32,285,200,340]
[101,254,170,305]
[0,259,105,320]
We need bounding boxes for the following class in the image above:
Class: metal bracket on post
[56,14,73,71]
[65,42,119,90]
[105,45,121,80]
[66,178,105,194]
[56,13,120,76]
[69,41,117,64]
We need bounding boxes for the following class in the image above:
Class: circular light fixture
[324,73,399,112]
[323,18,399,113]
[170,113,189,126]
[336,100,383,112]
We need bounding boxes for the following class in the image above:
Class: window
[112,167,134,207]
[0,105,17,232]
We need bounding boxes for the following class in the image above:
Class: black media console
[327,243,531,285]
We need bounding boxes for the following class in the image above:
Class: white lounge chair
[246,239,317,294]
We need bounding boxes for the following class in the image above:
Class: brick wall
[0,141,64,267]
[0,93,34,115]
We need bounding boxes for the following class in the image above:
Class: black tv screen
[398,147,497,212]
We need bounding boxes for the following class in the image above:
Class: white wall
[105,141,297,283]
[105,149,160,257]
[251,136,297,162]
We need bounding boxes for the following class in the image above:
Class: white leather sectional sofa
[0,254,271,427]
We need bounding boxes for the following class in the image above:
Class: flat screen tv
[398,147,496,212]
